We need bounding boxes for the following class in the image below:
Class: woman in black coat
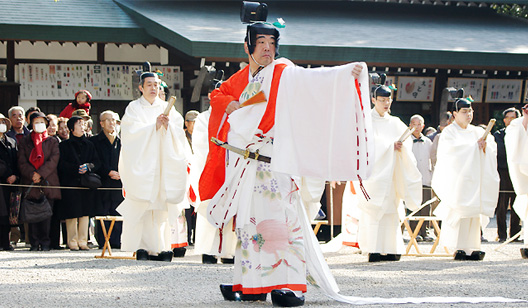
[58,116,100,251]
[0,114,18,251]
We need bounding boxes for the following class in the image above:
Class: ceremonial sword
[211,137,271,163]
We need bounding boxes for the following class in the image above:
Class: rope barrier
[0,183,122,191]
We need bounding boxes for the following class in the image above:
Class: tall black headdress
[241,1,284,57]
[450,88,473,112]
[370,73,397,98]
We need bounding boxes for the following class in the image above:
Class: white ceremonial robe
[357,109,422,255]
[118,96,191,254]
[505,117,528,246]
[192,108,237,257]
[432,122,499,254]
[208,59,371,296]
[341,181,361,248]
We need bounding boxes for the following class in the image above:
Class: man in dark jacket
[494,107,522,242]
[90,111,123,248]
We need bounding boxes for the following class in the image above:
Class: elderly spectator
[59,90,92,119]
[57,117,69,141]
[18,112,61,251]
[47,114,60,141]
[58,116,101,251]
[7,106,30,144]
[90,111,123,249]
[0,113,18,251]
[494,107,522,242]
[409,114,434,242]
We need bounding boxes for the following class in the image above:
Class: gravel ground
[1,225,527,308]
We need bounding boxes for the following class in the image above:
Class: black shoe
[51,246,65,250]
[41,245,51,252]
[454,250,467,260]
[271,289,305,307]
[202,254,218,264]
[136,249,149,261]
[221,257,235,264]
[423,236,434,242]
[415,235,424,243]
[2,245,14,251]
[158,251,173,262]
[466,251,485,261]
[380,254,401,261]
[220,284,241,301]
[30,246,39,251]
[172,247,186,258]
[498,238,506,243]
[368,253,381,262]
[520,248,528,259]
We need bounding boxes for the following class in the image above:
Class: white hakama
[118,96,191,254]
[432,122,499,254]
[505,117,528,247]
[357,109,422,255]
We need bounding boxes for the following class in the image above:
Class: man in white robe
[504,105,528,259]
[357,85,422,262]
[432,98,499,261]
[118,72,191,261]
[200,21,372,307]
[191,107,238,264]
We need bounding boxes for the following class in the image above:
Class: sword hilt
[211,137,223,146]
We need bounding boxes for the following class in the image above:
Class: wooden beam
[6,41,15,82]
[97,43,105,64]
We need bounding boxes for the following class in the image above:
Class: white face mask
[0,123,6,133]
[34,123,47,134]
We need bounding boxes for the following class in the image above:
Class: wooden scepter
[398,127,416,143]
[163,96,177,116]
[481,119,496,139]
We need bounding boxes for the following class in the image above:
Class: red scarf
[29,130,48,170]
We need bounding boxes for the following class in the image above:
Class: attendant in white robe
[191,107,238,264]
[357,85,422,262]
[432,98,499,261]
[504,105,528,259]
[118,72,191,261]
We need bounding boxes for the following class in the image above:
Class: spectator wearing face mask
[17,112,61,251]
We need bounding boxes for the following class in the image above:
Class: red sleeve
[199,66,249,201]
[59,104,74,118]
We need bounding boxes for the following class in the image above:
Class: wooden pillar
[97,43,105,64]
[6,41,15,82]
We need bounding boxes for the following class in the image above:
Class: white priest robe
[432,122,499,254]
[118,96,192,254]
[192,108,237,257]
[207,59,372,296]
[505,117,528,246]
[357,109,422,255]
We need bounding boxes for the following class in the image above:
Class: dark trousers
[409,186,432,238]
[28,200,53,248]
[49,203,61,248]
[496,169,521,240]
[185,207,196,244]
[0,221,10,249]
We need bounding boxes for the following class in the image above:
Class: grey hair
[8,106,25,118]
[410,114,425,124]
